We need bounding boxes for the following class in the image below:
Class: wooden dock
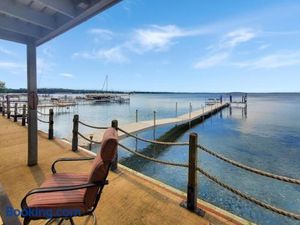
[0,115,253,225]
[78,102,229,145]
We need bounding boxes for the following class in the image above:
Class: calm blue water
[39,93,300,225]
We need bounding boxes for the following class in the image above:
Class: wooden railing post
[2,102,5,116]
[187,132,198,211]
[48,109,54,140]
[6,96,10,119]
[14,103,18,122]
[72,115,79,152]
[181,132,203,216]
[111,120,118,171]
[22,104,26,126]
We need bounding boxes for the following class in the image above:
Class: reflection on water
[39,93,300,225]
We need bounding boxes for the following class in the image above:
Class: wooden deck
[0,116,252,225]
[79,102,229,145]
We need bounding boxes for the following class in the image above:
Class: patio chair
[21,128,118,225]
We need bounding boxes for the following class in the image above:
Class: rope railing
[70,118,300,221]
[196,167,300,220]
[37,117,50,124]
[78,132,101,144]
[197,145,300,185]
[118,127,189,146]
[37,110,49,116]
[118,143,188,168]
[78,120,108,130]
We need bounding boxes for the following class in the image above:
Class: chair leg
[23,217,31,225]
[83,213,96,225]
[69,218,75,225]
[57,218,64,225]
[45,218,58,225]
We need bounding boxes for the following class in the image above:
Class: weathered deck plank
[0,116,251,225]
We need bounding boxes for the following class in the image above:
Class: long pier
[78,102,229,145]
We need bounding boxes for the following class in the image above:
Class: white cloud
[60,73,74,78]
[194,53,229,69]
[0,61,25,73]
[234,52,300,69]
[88,28,113,42]
[129,25,207,53]
[195,28,257,70]
[0,46,15,57]
[209,28,257,51]
[73,47,128,63]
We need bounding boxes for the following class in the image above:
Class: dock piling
[136,109,138,123]
[72,114,79,152]
[89,135,93,150]
[189,103,192,128]
[175,102,178,117]
[153,111,156,140]
[111,120,118,171]
[22,104,26,126]
[48,109,54,140]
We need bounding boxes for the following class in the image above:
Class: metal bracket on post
[111,120,118,171]
[180,132,205,217]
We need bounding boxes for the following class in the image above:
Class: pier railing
[73,117,300,221]
[1,100,54,140]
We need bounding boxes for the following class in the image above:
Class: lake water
[38,93,300,225]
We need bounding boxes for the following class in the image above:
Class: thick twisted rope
[198,145,300,185]
[118,143,188,167]
[118,127,189,146]
[37,118,49,124]
[78,120,108,130]
[197,167,300,220]
[77,132,102,144]
[37,111,49,116]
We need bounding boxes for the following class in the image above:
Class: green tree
[0,81,6,90]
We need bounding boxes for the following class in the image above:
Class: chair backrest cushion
[84,128,118,208]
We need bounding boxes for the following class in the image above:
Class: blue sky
[1,0,300,92]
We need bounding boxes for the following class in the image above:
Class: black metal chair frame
[21,157,111,225]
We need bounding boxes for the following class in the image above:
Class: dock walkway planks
[0,115,253,225]
[78,102,229,145]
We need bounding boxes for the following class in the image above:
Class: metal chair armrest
[21,180,108,210]
[51,157,95,174]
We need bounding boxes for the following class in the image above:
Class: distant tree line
[0,81,6,91]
